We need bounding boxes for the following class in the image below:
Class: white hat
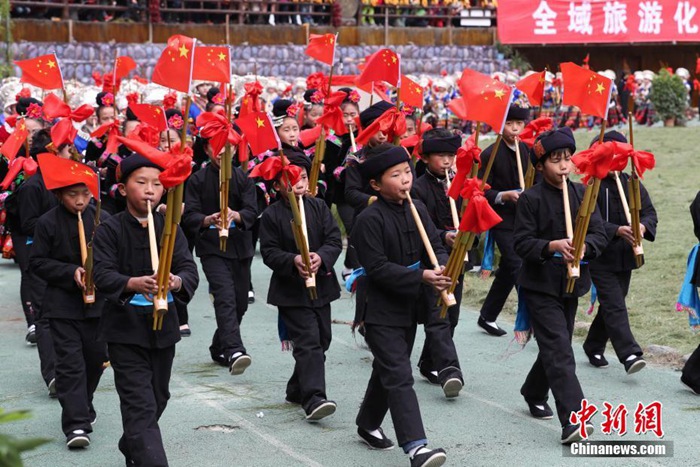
[676,67,690,79]
[642,70,655,80]
[491,71,506,82]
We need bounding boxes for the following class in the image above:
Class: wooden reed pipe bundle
[219,89,234,251]
[562,174,579,280]
[627,112,644,267]
[406,192,456,309]
[77,211,95,304]
[309,128,326,197]
[298,194,317,292]
[444,168,460,230]
[147,200,159,272]
[514,136,525,190]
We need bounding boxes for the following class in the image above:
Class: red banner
[498,0,700,44]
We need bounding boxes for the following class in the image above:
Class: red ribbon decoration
[608,142,656,178]
[315,91,349,136]
[355,107,407,146]
[448,133,481,201]
[458,178,502,234]
[249,155,303,186]
[116,136,193,189]
[91,121,122,155]
[624,75,637,94]
[43,93,95,148]
[572,141,617,184]
[0,156,38,190]
[131,122,161,148]
[238,135,250,164]
[518,117,553,148]
[196,109,242,157]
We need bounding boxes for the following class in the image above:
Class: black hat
[285,151,312,174]
[206,87,221,103]
[507,104,530,122]
[360,101,394,130]
[116,154,163,183]
[271,99,295,127]
[531,127,576,165]
[15,97,43,117]
[590,130,627,148]
[359,145,410,181]
[421,129,462,155]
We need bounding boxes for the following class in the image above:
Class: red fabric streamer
[131,122,161,148]
[607,142,656,178]
[355,107,406,146]
[196,109,242,156]
[315,90,349,136]
[448,133,481,200]
[624,75,637,94]
[306,72,328,91]
[249,156,302,186]
[572,141,617,183]
[0,120,29,161]
[90,121,122,155]
[458,178,502,234]
[117,136,193,189]
[518,117,553,148]
[299,125,322,148]
[0,156,37,190]
[43,93,94,148]
[238,81,264,118]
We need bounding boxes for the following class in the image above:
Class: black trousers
[109,343,175,467]
[338,203,359,270]
[279,305,331,413]
[520,289,584,427]
[28,243,55,386]
[49,318,106,436]
[584,269,642,363]
[480,229,522,322]
[682,344,700,388]
[10,233,33,326]
[356,323,426,449]
[174,299,188,327]
[200,255,251,360]
[418,277,463,382]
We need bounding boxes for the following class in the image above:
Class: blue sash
[129,292,174,310]
[676,244,700,332]
[345,261,421,293]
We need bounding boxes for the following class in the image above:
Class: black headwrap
[530,127,576,165]
[421,135,462,155]
[589,129,627,148]
[117,154,163,183]
[359,101,394,129]
[359,146,410,181]
[506,104,530,122]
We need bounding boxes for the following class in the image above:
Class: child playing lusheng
[411,128,464,395]
[513,127,608,444]
[93,155,199,466]
[257,153,343,421]
[353,145,449,467]
[29,154,108,449]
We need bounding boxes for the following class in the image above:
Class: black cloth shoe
[410,447,447,467]
[586,352,609,368]
[248,290,255,304]
[25,324,37,345]
[305,400,336,421]
[624,355,646,375]
[680,376,700,395]
[526,401,554,419]
[48,378,57,398]
[179,325,191,337]
[441,377,463,398]
[285,393,302,405]
[477,317,506,336]
[211,352,227,366]
[418,365,439,385]
[66,430,90,448]
[357,426,395,450]
[561,423,594,444]
[229,353,252,375]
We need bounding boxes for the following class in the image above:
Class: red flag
[238,81,263,118]
[400,75,424,108]
[357,48,400,87]
[152,35,196,93]
[0,120,29,161]
[114,56,137,80]
[560,62,612,118]
[516,71,546,106]
[305,34,337,66]
[299,125,322,147]
[192,46,231,84]
[447,97,468,120]
[15,54,64,90]
[0,157,37,190]
[129,103,167,132]
[458,69,513,133]
[235,111,280,156]
[37,153,99,199]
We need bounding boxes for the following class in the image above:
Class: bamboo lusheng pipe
[405,192,456,308]
[219,85,234,251]
[280,149,317,300]
[613,172,633,225]
[349,127,358,153]
[627,112,644,266]
[562,175,574,241]
[444,168,460,230]
[393,86,402,145]
[524,159,536,189]
[147,200,159,272]
[514,136,525,190]
[298,194,317,291]
[78,210,95,304]
[309,65,335,197]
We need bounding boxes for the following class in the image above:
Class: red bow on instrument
[43,93,95,148]
[608,142,656,178]
[315,91,348,136]
[572,141,617,183]
[249,155,303,186]
[306,72,327,91]
[131,122,161,148]
[238,81,264,118]
[458,178,502,234]
[624,75,637,94]
[196,109,242,157]
[518,117,553,148]
[91,121,122,155]
[117,136,193,189]
[355,108,406,146]
[238,135,250,164]
[0,156,37,190]
[448,133,481,200]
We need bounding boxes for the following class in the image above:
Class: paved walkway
[0,254,696,466]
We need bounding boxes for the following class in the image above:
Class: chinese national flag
[305,34,337,66]
[192,46,231,83]
[560,62,612,118]
[129,103,168,132]
[447,97,468,120]
[37,153,99,199]
[458,69,513,133]
[357,48,400,87]
[15,54,64,90]
[516,71,546,106]
[400,74,424,108]
[114,56,137,80]
[0,120,29,161]
[235,111,280,156]
[152,35,196,93]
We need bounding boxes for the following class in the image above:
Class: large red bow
[0,156,37,190]
[355,108,406,146]
[624,75,637,94]
[608,142,656,178]
[518,117,553,148]
[572,141,617,183]
[458,178,502,234]
[117,136,193,189]
[196,109,242,156]
[131,122,161,148]
[43,93,94,148]
[448,133,481,200]
[249,156,302,186]
[315,91,348,136]
[91,121,122,155]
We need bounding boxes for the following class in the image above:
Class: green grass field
[462,126,700,360]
